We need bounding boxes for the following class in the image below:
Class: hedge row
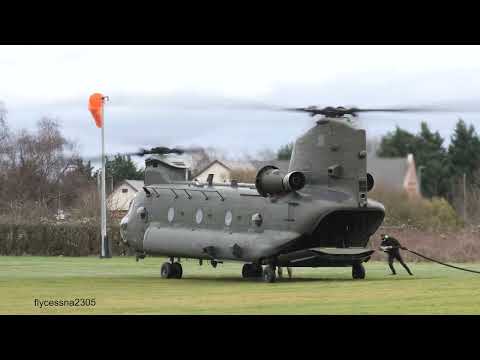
[0,223,134,256]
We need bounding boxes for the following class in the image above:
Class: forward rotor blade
[137,147,185,156]
[78,145,208,163]
[79,151,145,163]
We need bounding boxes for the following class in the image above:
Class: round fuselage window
[251,213,263,227]
[167,207,175,223]
[195,208,204,224]
[225,210,233,226]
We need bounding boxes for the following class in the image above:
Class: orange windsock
[88,93,104,128]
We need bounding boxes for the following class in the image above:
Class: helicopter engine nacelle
[255,165,306,197]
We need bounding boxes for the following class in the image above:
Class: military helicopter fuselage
[120,114,385,282]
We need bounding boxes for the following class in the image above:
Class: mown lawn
[1,256,479,314]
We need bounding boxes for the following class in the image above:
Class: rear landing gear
[263,265,277,283]
[172,262,183,279]
[161,262,173,278]
[161,260,183,279]
[352,263,366,280]
[242,263,263,279]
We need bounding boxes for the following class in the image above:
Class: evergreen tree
[414,122,450,198]
[448,119,480,188]
[377,122,450,198]
[277,142,294,160]
[376,126,417,157]
[98,154,144,188]
[71,158,95,180]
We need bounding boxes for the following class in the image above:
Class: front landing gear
[161,260,183,279]
[352,263,366,280]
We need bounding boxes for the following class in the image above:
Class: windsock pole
[100,101,109,258]
[89,93,111,258]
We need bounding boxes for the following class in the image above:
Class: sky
[2,45,480,167]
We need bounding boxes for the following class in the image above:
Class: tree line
[377,119,480,201]
[2,98,479,224]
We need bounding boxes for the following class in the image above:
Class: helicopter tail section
[288,117,371,207]
[275,206,384,267]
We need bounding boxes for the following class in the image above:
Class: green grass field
[1,256,479,314]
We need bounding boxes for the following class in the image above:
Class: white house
[107,179,144,215]
[193,160,256,183]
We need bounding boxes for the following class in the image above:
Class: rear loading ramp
[277,247,375,267]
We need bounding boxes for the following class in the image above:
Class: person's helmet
[381,234,388,239]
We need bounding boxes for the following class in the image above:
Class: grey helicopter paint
[119,106,386,282]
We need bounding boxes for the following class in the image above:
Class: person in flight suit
[380,234,413,276]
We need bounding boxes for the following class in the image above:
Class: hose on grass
[404,248,480,274]
[379,244,480,274]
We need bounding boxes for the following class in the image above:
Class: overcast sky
[2,45,480,166]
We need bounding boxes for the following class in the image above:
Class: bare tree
[0,101,10,164]
[0,101,8,141]
[255,148,276,161]
[229,168,257,183]
[0,116,95,222]
[189,146,212,174]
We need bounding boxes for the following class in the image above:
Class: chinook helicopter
[117,105,440,283]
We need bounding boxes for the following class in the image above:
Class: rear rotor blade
[281,102,480,117]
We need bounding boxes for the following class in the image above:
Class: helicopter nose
[120,216,128,244]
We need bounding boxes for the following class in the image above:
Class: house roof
[193,160,228,178]
[124,180,145,192]
[367,154,407,191]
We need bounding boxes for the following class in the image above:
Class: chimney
[403,154,420,198]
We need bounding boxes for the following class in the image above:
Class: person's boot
[403,265,413,276]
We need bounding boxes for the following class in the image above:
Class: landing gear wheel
[263,266,276,283]
[352,263,366,279]
[172,262,183,279]
[242,264,264,279]
[253,264,263,278]
[161,262,174,279]
[242,263,254,278]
